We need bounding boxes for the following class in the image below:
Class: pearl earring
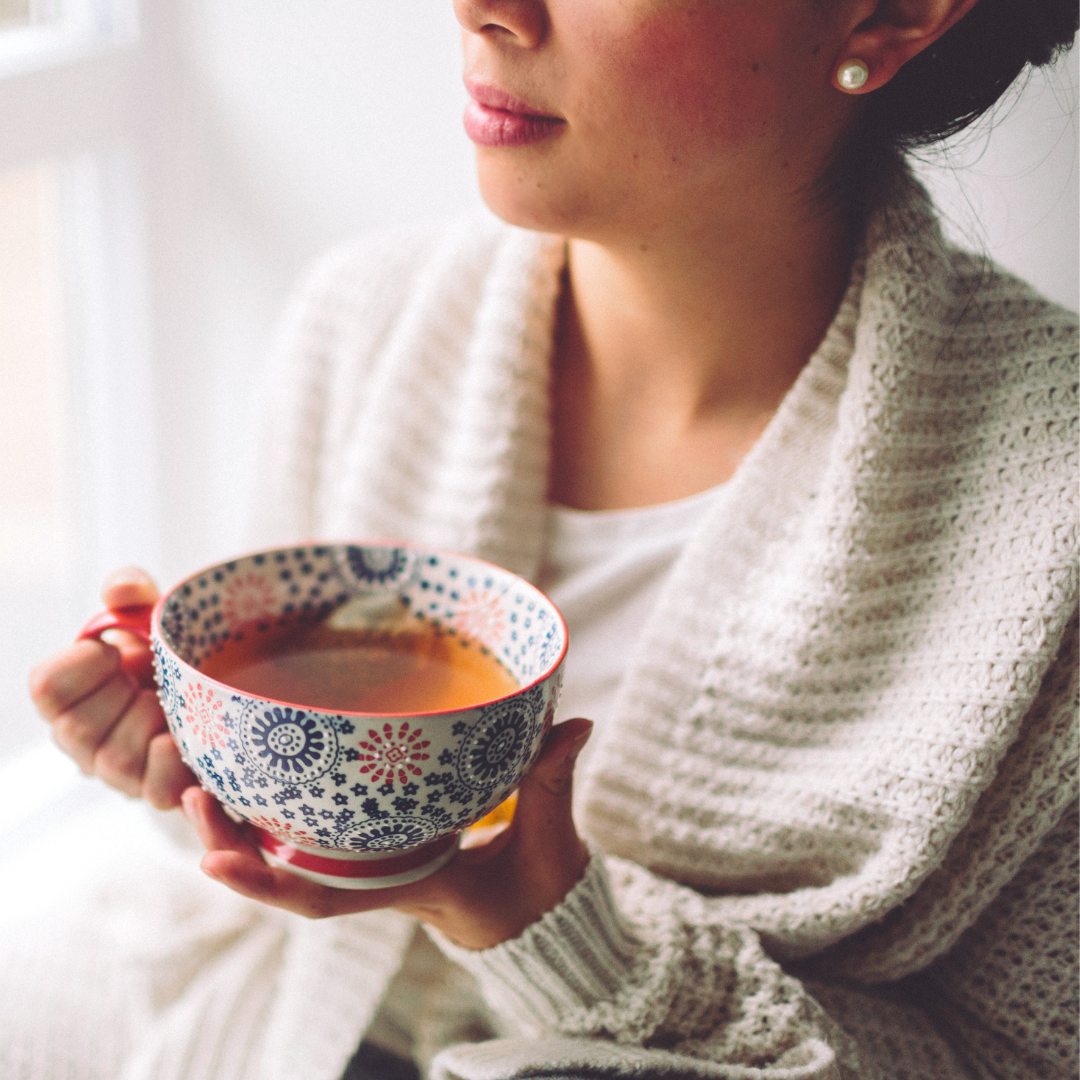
[837,59,869,91]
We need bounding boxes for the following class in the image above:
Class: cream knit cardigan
[2,178,1075,1080]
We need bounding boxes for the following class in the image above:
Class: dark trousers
[341,1041,420,1080]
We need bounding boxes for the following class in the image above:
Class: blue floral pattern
[240,705,340,783]
[340,814,439,851]
[152,643,185,717]
[342,546,414,588]
[455,698,538,793]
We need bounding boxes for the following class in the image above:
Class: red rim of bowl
[150,539,569,720]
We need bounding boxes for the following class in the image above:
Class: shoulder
[938,252,1076,466]
[863,173,1077,385]
[861,180,1077,476]
[260,211,538,423]
[280,213,527,346]
[846,182,1078,586]
[936,247,1077,372]
[931,251,1078,460]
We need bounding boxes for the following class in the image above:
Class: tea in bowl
[79,543,567,888]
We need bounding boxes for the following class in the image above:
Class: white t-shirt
[367,484,722,1061]
[537,485,722,734]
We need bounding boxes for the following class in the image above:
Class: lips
[463,79,565,148]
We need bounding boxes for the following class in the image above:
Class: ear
[831,0,984,94]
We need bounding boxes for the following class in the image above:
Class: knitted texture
[431,857,853,1077]
[250,174,1076,1078]
[1,175,1074,1080]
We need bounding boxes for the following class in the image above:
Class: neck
[564,193,854,411]
[550,192,856,509]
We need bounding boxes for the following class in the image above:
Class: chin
[474,152,592,238]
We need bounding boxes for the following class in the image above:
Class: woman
[20,1,1078,1078]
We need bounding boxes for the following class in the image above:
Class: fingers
[182,787,253,853]
[143,733,198,809]
[50,669,140,773]
[101,565,160,610]
[438,716,593,946]
[182,788,283,898]
[182,788,343,918]
[31,631,180,800]
[107,629,157,686]
[181,788,443,920]
[29,639,122,723]
[455,721,592,873]
[93,689,168,797]
[181,720,596,936]
[422,721,593,948]
[101,568,160,684]
[26,566,169,804]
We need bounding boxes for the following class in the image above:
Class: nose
[453,0,547,49]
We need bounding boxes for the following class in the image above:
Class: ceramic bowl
[79,543,566,888]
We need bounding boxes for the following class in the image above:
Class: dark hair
[866,0,1078,153]
[831,0,1078,205]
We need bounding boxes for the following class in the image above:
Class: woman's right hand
[27,567,196,808]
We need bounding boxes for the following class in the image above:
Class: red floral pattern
[222,572,277,626]
[357,721,431,786]
[450,590,507,645]
[184,682,228,748]
[246,816,326,849]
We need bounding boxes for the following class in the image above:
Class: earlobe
[832,0,982,94]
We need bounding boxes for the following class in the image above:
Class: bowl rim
[150,538,568,720]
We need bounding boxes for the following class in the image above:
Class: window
[0,0,135,78]
[0,162,69,758]
[0,0,161,756]
[0,0,32,28]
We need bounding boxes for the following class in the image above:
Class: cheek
[566,3,783,163]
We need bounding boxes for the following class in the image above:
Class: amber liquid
[200,618,519,714]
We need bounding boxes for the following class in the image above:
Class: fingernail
[566,724,593,763]
[104,566,155,589]
[180,787,199,821]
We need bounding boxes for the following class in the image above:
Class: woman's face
[454,0,856,243]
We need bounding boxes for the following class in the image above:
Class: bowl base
[253,829,460,889]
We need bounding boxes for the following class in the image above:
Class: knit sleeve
[433,855,852,1078]
[434,835,1078,1080]
[917,801,1079,1079]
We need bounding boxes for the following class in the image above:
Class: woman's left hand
[181,717,594,950]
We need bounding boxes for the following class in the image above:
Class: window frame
[0,0,172,756]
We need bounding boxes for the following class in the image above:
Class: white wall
[153,2,484,583]
[912,51,1078,310]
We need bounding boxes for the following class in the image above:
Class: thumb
[100,567,160,685]
[509,717,593,893]
[102,566,160,610]
[517,717,593,808]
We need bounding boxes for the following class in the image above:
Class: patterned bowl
[79,543,567,888]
